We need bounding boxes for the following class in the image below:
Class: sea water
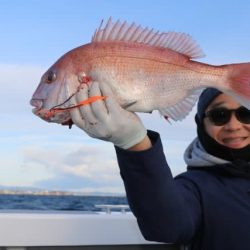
[0,194,128,211]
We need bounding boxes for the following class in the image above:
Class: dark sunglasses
[204,106,250,126]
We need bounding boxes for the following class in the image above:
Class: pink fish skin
[30,18,250,126]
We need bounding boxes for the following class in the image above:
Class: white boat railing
[94,204,130,214]
[0,210,182,250]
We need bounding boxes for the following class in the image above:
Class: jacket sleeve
[115,130,202,244]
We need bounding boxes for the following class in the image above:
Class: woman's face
[203,94,250,149]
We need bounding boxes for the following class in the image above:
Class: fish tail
[226,63,250,109]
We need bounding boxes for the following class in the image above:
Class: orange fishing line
[45,96,106,119]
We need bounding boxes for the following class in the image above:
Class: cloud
[20,133,192,192]
[21,139,125,192]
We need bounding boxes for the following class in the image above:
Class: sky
[1,0,250,194]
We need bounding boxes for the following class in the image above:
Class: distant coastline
[0,188,125,197]
[0,189,73,196]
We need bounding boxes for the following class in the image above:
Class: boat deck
[0,210,183,250]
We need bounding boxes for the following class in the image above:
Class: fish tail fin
[226,63,250,109]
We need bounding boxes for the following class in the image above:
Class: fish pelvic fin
[159,89,203,121]
[92,17,205,59]
[226,63,250,110]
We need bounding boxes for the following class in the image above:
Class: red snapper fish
[30,18,250,127]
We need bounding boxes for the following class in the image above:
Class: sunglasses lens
[236,107,250,124]
[206,108,231,126]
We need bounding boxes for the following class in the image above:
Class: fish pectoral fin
[159,89,203,121]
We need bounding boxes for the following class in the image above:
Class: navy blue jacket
[115,131,250,250]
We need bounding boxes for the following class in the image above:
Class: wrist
[127,135,152,151]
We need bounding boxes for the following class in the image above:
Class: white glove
[70,81,147,149]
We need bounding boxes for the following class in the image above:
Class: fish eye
[46,71,56,83]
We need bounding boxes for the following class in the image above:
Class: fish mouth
[30,99,43,109]
[32,105,73,126]
[30,98,73,128]
[32,107,40,115]
[30,99,47,119]
[35,108,71,123]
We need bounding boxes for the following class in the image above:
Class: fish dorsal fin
[159,89,204,121]
[92,17,205,59]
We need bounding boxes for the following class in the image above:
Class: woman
[70,82,250,250]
